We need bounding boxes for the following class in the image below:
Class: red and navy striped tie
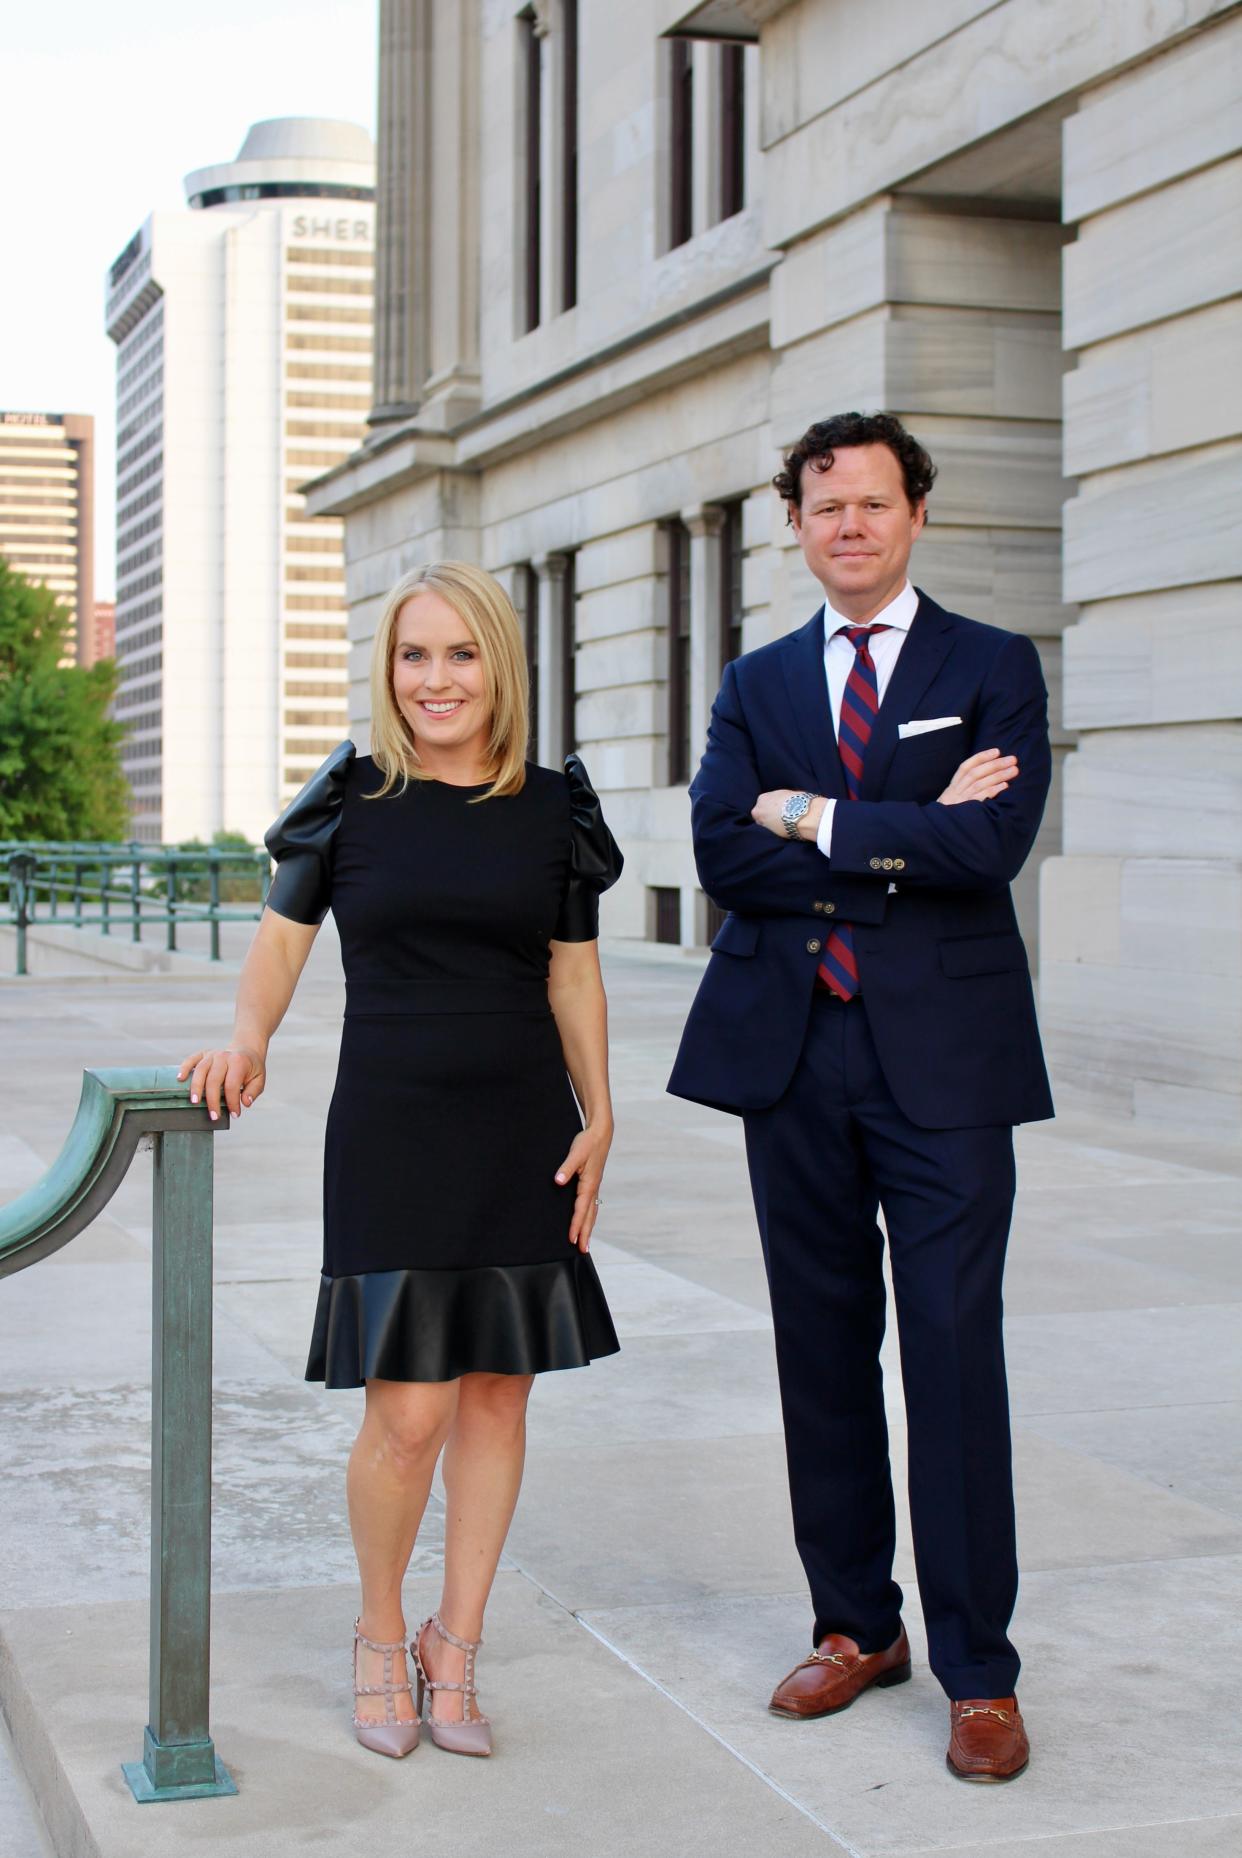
[818,624,891,1000]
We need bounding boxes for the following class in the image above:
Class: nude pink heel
[413,1613,492,1756]
[352,1618,420,1758]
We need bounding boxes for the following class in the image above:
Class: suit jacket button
[824,902,835,915]
[806,938,822,954]
[813,900,823,913]
[882,857,894,871]
[893,858,906,872]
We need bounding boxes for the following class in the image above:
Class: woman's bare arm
[177,907,320,1119]
[547,937,613,1251]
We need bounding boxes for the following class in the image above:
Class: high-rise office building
[0,411,95,665]
[92,600,116,662]
[104,118,375,842]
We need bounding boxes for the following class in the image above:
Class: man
[668,411,1053,1782]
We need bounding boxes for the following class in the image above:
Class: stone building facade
[304,0,1242,1130]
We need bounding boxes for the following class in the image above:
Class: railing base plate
[121,1756,237,1803]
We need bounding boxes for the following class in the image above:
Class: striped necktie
[818,624,891,1000]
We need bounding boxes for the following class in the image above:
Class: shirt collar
[823,580,918,642]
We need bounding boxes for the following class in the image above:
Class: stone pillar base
[1039,854,1242,1134]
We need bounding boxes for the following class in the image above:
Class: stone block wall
[1040,12,1242,1130]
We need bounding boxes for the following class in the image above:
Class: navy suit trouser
[742,989,1020,1701]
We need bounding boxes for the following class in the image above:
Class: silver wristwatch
[781,791,814,839]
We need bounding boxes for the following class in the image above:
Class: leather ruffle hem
[306,1252,620,1386]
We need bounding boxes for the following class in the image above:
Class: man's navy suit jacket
[667,591,1055,1130]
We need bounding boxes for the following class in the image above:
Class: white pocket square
[898,716,963,739]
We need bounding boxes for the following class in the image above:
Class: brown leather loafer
[946,1696,1029,1782]
[769,1627,911,1719]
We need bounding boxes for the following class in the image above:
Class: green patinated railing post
[124,1125,229,1801]
[209,858,221,962]
[8,852,34,977]
[167,863,178,952]
[0,1069,236,1805]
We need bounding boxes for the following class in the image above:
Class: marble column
[683,503,726,779]
[1039,13,1242,1130]
[372,0,430,424]
[534,0,576,324]
[419,0,482,428]
[533,551,570,764]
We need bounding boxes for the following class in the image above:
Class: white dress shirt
[814,580,919,858]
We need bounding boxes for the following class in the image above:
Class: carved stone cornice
[662,0,794,40]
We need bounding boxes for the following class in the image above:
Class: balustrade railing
[0,1068,235,1802]
[1,842,271,974]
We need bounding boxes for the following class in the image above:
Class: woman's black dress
[263,743,622,1388]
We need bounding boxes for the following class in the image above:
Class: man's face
[789,442,926,616]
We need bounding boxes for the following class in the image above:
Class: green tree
[0,558,130,841]
[163,830,266,903]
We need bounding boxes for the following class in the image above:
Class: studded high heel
[351,1618,420,1758]
[413,1613,492,1756]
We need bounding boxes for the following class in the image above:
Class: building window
[669,39,694,250]
[520,7,542,333]
[563,0,579,310]
[652,887,681,945]
[719,44,745,221]
[721,500,744,666]
[665,518,691,784]
[561,551,577,756]
[703,896,727,944]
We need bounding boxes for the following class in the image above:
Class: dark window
[521,9,542,332]
[561,552,577,756]
[187,182,375,209]
[669,39,694,249]
[653,887,681,945]
[666,519,691,784]
[721,500,744,667]
[719,44,746,221]
[523,562,539,758]
[563,0,579,310]
[704,896,727,944]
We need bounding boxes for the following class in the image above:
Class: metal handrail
[1,844,271,974]
[0,1068,236,1803]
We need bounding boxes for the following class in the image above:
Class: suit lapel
[861,591,957,800]
[780,608,845,801]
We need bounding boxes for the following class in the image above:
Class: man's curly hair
[773,412,937,521]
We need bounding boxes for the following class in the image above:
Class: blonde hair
[368,561,530,801]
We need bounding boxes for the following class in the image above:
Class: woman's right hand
[939,748,1018,806]
[177,1047,267,1122]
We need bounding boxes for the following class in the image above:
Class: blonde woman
[179,563,621,1760]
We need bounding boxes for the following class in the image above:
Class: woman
[179,562,621,1760]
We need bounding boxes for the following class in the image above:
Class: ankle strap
[428,1611,482,1654]
[354,1617,409,1655]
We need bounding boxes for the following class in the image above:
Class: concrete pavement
[1,932,1240,1856]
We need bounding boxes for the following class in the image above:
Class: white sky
[0,0,378,600]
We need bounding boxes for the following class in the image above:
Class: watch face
[783,792,811,823]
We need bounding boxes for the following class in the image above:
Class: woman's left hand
[554,1122,612,1252]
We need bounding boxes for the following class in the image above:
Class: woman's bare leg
[348,1377,458,1723]
[420,1371,535,1722]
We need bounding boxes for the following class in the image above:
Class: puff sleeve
[553,753,624,942]
[263,739,355,925]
